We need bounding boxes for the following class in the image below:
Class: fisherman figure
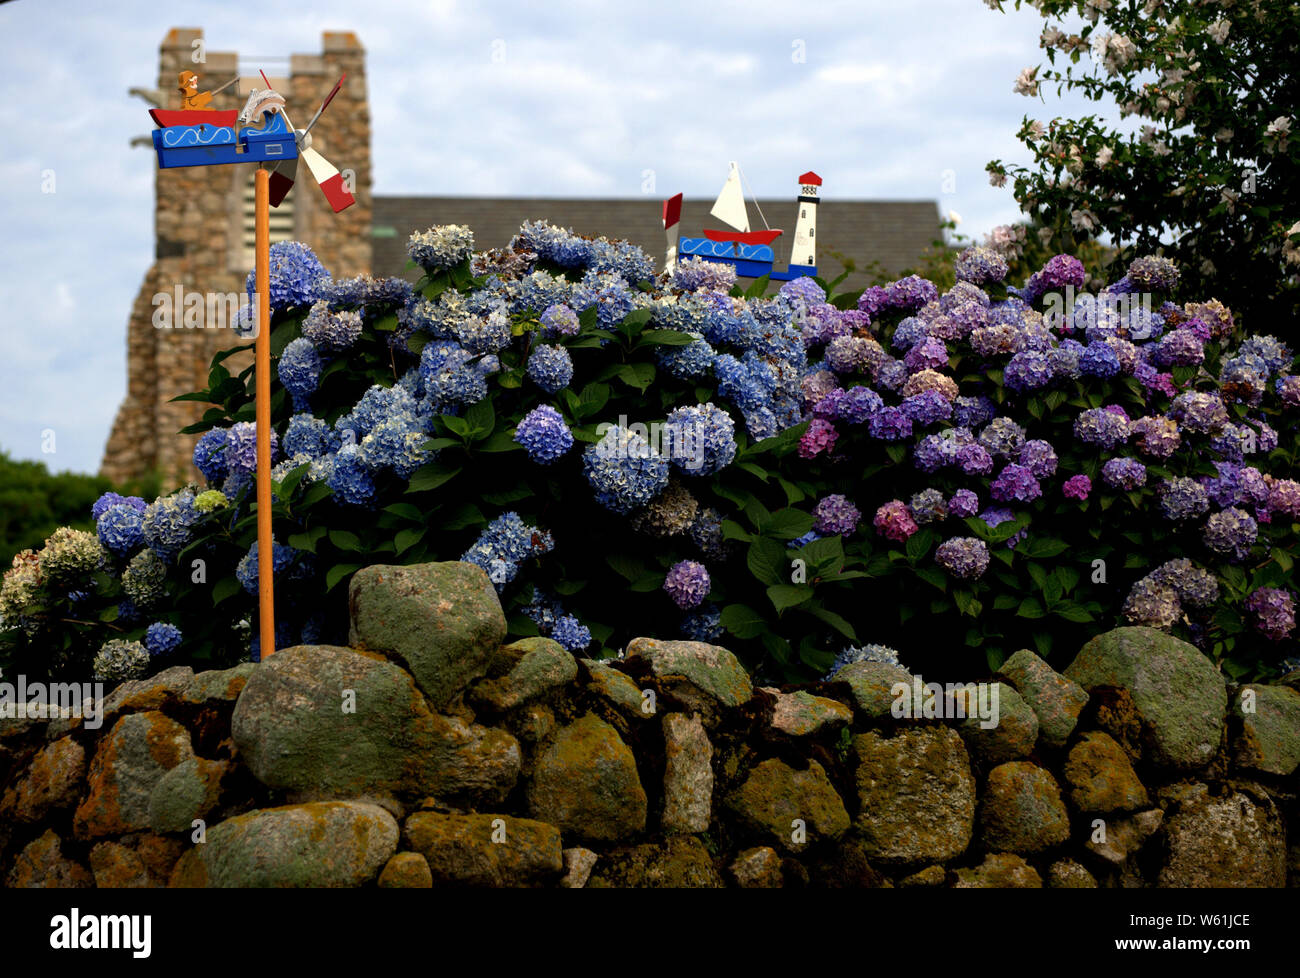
[177,70,214,111]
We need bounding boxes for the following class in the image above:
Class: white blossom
[1207,19,1230,44]
[1096,145,1114,166]
[1014,66,1040,97]
[1071,208,1100,233]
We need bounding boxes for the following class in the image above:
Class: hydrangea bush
[3,226,1298,685]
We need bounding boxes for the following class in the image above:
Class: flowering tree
[985,0,1300,330]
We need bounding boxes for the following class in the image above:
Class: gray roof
[371,196,940,293]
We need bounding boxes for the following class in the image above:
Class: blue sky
[0,0,1110,475]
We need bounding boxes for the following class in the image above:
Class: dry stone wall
[2,561,1297,888]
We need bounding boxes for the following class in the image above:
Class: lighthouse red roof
[798,171,822,186]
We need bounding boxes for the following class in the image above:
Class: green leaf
[406,463,462,493]
[442,415,472,438]
[287,525,328,554]
[326,563,362,591]
[905,528,935,563]
[616,362,656,392]
[762,508,815,540]
[747,538,787,587]
[275,462,310,501]
[1017,597,1045,619]
[383,502,425,522]
[640,329,694,346]
[606,554,645,582]
[212,576,242,606]
[479,431,522,453]
[766,584,813,613]
[807,604,857,642]
[395,527,425,554]
[439,503,485,531]
[329,529,364,552]
[1053,602,1094,623]
[720,603,765,640]
[464,398,495,436]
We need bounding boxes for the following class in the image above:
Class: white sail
[710,161,750,232]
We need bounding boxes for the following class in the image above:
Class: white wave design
[162,126,235,148]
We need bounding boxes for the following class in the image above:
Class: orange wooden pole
[254,166,276,659]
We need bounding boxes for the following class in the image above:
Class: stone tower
[101,27,372,486]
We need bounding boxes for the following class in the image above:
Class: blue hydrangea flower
[283,413,338,460]
[657,334,716,380]
[302,301,363,351]
[246,241,329,312]
[514,405,574,464]
[526,344,574,394]
[419,340,491,409]
[92,492,146,522]
[681,604,724,642]
[142,490,200,560]
[97,504,145,558]
[551,615,593,652]
[407,224,475,272]
[225,422,279,476]
[540,303,580,337]
[144,622,182,656]
[359,414,433,477]
[583,424,670,514]
[327,444,376,505]
[278,337,321,411]
[236,538,299,594]
[664,403,736,476]
[192,430,229,483]
[461,512,554,591]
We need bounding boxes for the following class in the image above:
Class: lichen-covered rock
[853,727,975,865]
[1048,858,1098,888]
[348,561,506,709]
[471,637,577,712]
[73,711,193,839]
[582,658,648,716]
[527,714,646,841]
[955,682,1038,764]
[625,638,753,710]
[1062,731,1149,813]
[1158,789,1286,887]
[378,852,433,888]
[173,801,398,888]
[0,735,84,823]
[403,812,562,886]
[6,830,93,888]
[231,644,519,805]
[833,661,913,720]
[998,649,1088,749]
[101,666,195,722]
[89,836,183,888]
[953,852,1043,888]
[980,762,1071,855]
[661,713,713,833]
[764,688,852,736]
[1064,626,1226,770]
[729,846,784,888]
[1086,808,1164,866]
[898,865,947,888]
[587,835,724,888]
[561,847,598,888]
[181,663,256,706]
[148,757,231,834]
[1232,684,1300,777]
[726,758,849,852]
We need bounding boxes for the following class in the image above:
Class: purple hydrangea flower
[948,489,980,518]
[991,463,1042,503]
[799,418,839,458]
[868,407,912,442]
[1063,474,1092,501]
[935,537,990,579]
[813,494,861,536]
[1203,507,1258,561]
[1018,440,1058,478]
[1245,587,1296,640]
[1102,457,1147,490]
[664,559,711,610]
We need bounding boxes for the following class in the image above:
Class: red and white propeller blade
[300,145,355,213]
[268,154,296,207]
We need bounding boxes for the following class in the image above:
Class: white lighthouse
[790,170,822,272]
